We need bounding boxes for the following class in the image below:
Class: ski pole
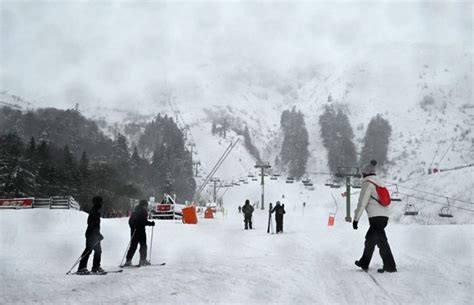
[149,225,154,264]
[66,238,102,275]
[119,228,136,267]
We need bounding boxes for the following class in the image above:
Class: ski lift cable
[435,138,456,167]
[397,191,474,212]
[428,142,442,170]
[386,182,474,205]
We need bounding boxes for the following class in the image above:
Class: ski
[71,269,123,275]
[267,203,272,233]
[120,262,166,268]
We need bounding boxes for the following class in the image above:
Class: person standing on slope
[242,199,254,230]
[272,201,286,233]
[123,200,155,266]
[353,160,397,273]
[77,196,105,274]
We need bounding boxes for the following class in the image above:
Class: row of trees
[0,107,196,211]
[274,104,392,179]
[319,104,392,173]
[278,107,309,179]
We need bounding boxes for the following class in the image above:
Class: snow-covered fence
[33,198,51,208]
[32,196,80,210]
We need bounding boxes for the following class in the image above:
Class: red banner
[0,198,34,208]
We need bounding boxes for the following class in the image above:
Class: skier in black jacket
[124,200,155,266]
[77,196,105,274]
[271,201,286,233]
[242,199,254,230]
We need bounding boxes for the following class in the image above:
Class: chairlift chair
[390,184,402,202]
[304,183,314,187]
[330,181,341,189]
[324,179,333,187]
[439,198,454,218]
[270,176,278,180]
[404,197,419,216]
[438,207,453,218]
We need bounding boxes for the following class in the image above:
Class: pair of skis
[267,203,274,234]
[119,262,166,268]
[71,263,166,275]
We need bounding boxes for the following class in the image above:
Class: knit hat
[92,196,103,209]
[361,160,377,176]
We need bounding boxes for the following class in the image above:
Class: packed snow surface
[1,204,472,305]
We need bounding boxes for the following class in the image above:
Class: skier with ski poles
[353,160,397,273]
[242,199,254,230]
[123,200,155,266]
[76,196,105,275]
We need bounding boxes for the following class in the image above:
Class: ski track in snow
[0,207,472,305]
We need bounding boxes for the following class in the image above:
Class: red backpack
[366,180,391,206]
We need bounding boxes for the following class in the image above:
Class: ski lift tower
[255,161,271,210]
[335,166,361,222]
[210,177,220,203]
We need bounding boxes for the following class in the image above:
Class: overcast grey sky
[0,0,472,109]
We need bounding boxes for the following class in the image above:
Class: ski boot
[139,259,151,266]
[354,260,368,271]
[91,266,107,275]
[122,259,132,267]
[377,267,397,273]
[76,268,90,275]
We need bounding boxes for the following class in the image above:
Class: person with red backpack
[353,160,397,273]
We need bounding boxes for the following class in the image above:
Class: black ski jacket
[271,204,286,217]
[129,206,154,232]
[242,203,254,216]
[85,207,102,240]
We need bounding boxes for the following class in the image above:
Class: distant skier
[77,196,105,275]
[353,160,397,273]
[238,206,242,213]
[272,201,286,233]
[123,200,155,266]
[242,200,254,230]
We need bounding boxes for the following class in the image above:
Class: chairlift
[404,198,419,216]
[248,174,255,178]
[304,183,314,187]
[270,176,278,180]
[324,179,333,187]
[302,177,311,184]
[286,177,294,184]
[243,180,249,184]
[308,187,315,191]
[439,198,453,218]
[330,181,341,189]
[252,177,258,181]
[390,184,402,202]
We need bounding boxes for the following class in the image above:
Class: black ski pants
[244,215,252,229]
[78,237,102,270]
[275,215,284,233]
[126,228,147,261]
[358,216,396,270]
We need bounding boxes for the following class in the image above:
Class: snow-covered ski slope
[1,206,472,305]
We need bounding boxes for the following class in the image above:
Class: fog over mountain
[1,1,471,110]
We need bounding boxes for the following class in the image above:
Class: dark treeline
[279,107,309,179]
[0,107,195,212]
[319,103,392,173]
